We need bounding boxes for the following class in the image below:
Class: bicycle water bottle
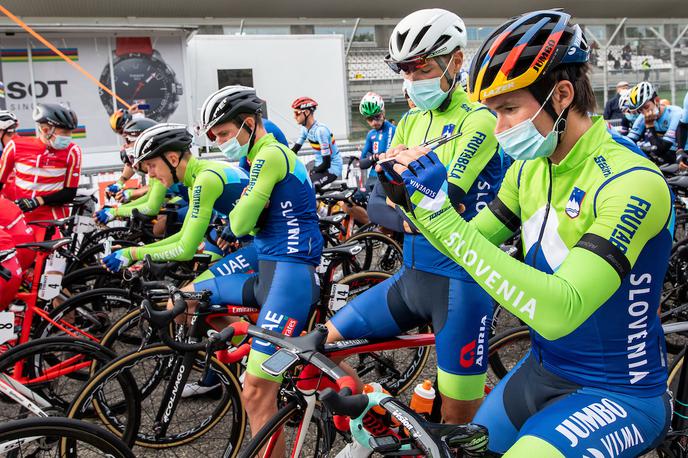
[362,382,389,415]
[410,379,435,416]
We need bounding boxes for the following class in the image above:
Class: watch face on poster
[99,48,183,122]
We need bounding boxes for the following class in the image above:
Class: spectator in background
[603,81,630,121]
[642,57,651,80]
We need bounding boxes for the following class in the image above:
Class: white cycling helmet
[386,8,467,71]
[0,110,18,131]
[359,92,385,117]
[618,89,632,112]
[628,81,656,111]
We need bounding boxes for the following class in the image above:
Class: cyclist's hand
[217,226,237,251]
[95,208,115,224]
[115,189,133,203]
[107,182,122,194]
[15,198,40,212]
[379,144,407,161]
[102,249,133,273]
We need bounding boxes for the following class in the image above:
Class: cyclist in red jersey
[0,197,35,270]
[0,110,20,201]
[0,104,81,241]
[0,228,21,310]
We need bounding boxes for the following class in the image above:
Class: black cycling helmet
[32,103,78,130]
[133,123,193,183]
[200,85,263,141]
[122,117,158,139]
[467,9,589,104]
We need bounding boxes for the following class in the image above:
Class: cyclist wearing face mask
[382,10,672,457]
[617,89,638,137]
[327,8,504,436]
[198,84,322,455]
[100,123,250,272]
[626,81,684,164]
[291,97,342,190]
[0,103,82,241]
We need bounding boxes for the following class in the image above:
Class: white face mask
[495,87,567,161]
[402,55,455,111]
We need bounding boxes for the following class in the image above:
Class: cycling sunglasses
[366,114,383,122]
[385,55,431,74]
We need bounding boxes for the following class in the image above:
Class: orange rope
[0,4,133,109]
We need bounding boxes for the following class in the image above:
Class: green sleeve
[446,110,499,196]
[471,161,521,245]
[228,147,287,237]
[130,171,223,261]
[407,169,671,340]
[113,178,167,217]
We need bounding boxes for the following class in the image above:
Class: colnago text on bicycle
[326,10,506,450]
[379,9,673,457]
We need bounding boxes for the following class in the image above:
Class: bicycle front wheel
[0,416,135,458]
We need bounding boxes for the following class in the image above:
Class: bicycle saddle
[16,237,71,252]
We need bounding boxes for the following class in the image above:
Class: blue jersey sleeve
[627,115,645,141]
[263,119,289,146]
[296,126,308,145]
[683,93,688,123]
[664,107,682,147]
[315,125,332,156]
[361,130,374,158]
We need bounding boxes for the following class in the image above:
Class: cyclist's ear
[449,48,464,74]
[552,80,574,116]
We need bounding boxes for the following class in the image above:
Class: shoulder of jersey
[591,129,661,180]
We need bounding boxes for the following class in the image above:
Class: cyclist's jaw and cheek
[366,114,385,130]
[210,117,255,148]
[143,152,183,188]
[639,97,663,123]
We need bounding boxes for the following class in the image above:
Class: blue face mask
[495,87,566,161]
[218,120,251,161]
[402,56,454,111]
[50,134,71,150]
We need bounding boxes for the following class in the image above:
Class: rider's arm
[406,166,671,341]
[312,126,333,173]
[359,133,376,169]
[312,155,331,174]
[677,121,688,153]
[292,126,308,153]
[129,172,223,261]
[114,178,167,217]
[445,110,499,210]
[226,147,287,238]
[626,115,645,142]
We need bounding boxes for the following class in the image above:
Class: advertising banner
[1,33,189,165]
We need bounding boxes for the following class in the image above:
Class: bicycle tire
[33,288,134,341]
[237,398,332,458]
[61,265,126,294]
[0,416,135,458]
[327,231,402,278]
[487,326,531,385]
[0,337,118,420]
[67,344,246,454]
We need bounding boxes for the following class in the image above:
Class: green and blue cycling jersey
[361,120,396,178]
[125,156,249,261]
[392,88,505,279]
[297,121,342,176]
[627,103,684,151]
[404,117,672,396]
[224,133,323,265]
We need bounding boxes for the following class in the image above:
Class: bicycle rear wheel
[0,416,135,458]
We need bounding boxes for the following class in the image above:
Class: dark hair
[529,62,596,116]
[231,113,264,128]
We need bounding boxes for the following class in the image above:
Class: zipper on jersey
[531,161,553,287]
